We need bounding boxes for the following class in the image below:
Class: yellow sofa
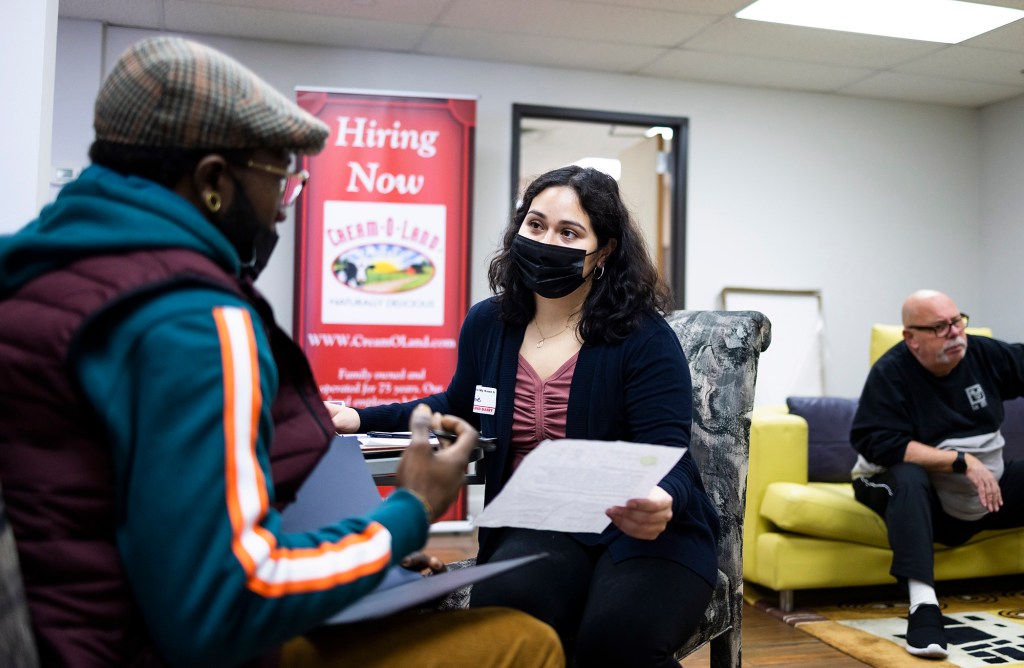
[743,323,1024,611]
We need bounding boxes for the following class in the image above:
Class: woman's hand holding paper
[606,485,673,540]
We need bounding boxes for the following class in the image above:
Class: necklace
[535,319,572,348]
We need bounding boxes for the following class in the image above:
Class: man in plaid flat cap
[0,36,561,668]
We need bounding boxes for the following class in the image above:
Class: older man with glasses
[851,289,1024,660]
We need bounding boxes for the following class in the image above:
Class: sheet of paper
[357,433,439,453]
[474,439,685,534]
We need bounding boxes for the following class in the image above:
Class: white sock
[908,579,939,614]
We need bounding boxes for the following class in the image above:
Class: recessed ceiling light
[736,0,1024,44]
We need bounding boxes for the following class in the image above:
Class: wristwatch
[952,451,967,474]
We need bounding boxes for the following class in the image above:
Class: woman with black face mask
[332,165,719,667]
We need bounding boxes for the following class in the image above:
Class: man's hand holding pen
[395,404,478,524]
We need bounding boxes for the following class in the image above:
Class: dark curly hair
[488,165,673,343]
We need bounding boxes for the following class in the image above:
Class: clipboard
[280,435,543,624]
[324,553,544,624]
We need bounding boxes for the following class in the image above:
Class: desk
[361,443,487,486]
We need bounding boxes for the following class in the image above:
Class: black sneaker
[905,604,948,659]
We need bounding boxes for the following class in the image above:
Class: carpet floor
[748,585,1024,667]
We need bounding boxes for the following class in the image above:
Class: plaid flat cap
[94,36,329,154]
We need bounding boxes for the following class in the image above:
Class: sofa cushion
[787,396,859,482]
[1002,397,1024,463]
[760,482,890,548]
[869,324,905,367]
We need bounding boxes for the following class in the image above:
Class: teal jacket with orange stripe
[0,165,429,666]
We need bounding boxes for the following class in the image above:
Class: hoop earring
[204,190,222,213]
[594,265,605,280]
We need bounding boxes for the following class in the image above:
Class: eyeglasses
[906,314,969,338]
[240,160,310,208]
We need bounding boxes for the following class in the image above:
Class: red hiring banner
[294,90,475,520]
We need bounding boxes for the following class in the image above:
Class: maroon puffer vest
[0,248,333,667]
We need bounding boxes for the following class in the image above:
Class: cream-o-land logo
[332,244,435,294]
[322,201,446,326]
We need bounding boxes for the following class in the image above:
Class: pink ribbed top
[510,352,579,470]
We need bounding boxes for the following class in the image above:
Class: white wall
[2,1,57,231]
[49,19,103,203]
[979,94,1024,343]
[54,22,1011,398]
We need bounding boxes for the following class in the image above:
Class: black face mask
[243,224,279,280]
[511,234,598,299]
[218,176,279,280]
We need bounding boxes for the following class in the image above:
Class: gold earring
[204,190,222,213]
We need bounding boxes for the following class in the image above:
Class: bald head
[902,290,956,327]
[901,289,967,376]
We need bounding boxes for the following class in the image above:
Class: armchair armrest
[743,408,808,577]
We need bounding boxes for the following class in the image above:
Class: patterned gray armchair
[440,310,771,668]
[666,310,771,667]
[0,482,40,668]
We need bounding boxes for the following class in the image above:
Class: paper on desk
[474,439,685,534]
[357,434,439,452]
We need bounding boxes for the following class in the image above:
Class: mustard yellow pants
[281,607,564,668]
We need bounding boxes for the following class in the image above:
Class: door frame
[510,103,689,306]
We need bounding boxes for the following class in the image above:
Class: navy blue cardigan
[358,298,720,587]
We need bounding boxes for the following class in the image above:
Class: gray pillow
[1001,397,1024,463]
[786,396,860,483]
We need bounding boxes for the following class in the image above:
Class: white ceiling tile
[55,0,1024,108]
[58,0,165,25]
[639,48,872,92]
[574,0,749,14]
[895,46,1024,87]
[959,0,1024,9]
[840,72,1024,108]
[438,0,718,47]
[683,17,946,69]
[187,0,451,24]
[962,16,1024,53]
[419,26,666,73]
[165,1,428,50]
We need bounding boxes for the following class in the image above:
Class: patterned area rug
[749,588,1024,667]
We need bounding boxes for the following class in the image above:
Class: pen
[431,430,497,453]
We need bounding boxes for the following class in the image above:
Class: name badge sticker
[474,386,497,416]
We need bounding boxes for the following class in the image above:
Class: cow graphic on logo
[332,243,435,294]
